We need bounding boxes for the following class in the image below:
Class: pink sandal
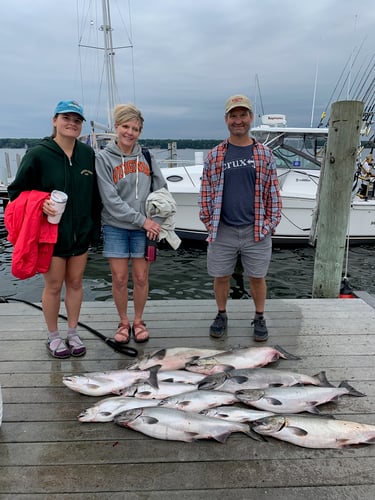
[132,321,149,343]
[114,321,131,344]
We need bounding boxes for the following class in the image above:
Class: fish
[114,406,262,443]
[78,396,160,422]
[127,347,224,371]
[62,365,161,396]
[185,345,300,375]
[250,414,375,449]
[119,381,198,399]
[198,369,331,392]
[158,370,206,385]
[201,406,275,423]
[235,381,366,414]
[158,389,239,412]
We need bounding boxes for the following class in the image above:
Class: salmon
[114,406,262,443]
[251,414,375,448]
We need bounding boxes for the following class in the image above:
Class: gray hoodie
[95,141,167,229]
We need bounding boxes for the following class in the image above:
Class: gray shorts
[207,222,272,278]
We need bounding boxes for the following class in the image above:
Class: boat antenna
[310,57,319,127]
[254,74,265,125]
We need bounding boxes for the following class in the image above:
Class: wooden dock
[1,296,375,499]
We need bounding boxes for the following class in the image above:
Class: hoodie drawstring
[135,156,139,200]
[121,154,139,199]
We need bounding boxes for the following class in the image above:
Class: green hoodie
[8,137,101,257]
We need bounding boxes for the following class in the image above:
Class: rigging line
[353,58,375,101]
[280,211,311,232]
[348,54,374,100]
[320,37,367,126]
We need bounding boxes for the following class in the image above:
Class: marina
[1,295,375,498]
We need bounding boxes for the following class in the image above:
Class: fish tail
[274,345,301,360]
[315,371,335,387]
[339,380,366,397]
[148,365,161,389]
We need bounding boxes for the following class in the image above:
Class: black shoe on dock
[209,313,228,338]
[252,317,268,342]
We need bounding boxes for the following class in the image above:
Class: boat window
[166,175,184,182]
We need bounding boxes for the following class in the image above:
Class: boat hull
[162,165,375,245]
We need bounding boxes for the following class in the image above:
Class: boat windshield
[252,129,327,170]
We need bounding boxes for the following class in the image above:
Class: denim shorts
[207,222,272,278]
[102,225,146,258]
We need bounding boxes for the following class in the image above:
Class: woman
[95,104,167,343]
[7,100,101,358]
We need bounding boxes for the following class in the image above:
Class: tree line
[0,138,221,150]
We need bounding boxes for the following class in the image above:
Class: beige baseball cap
[225,94,252,114]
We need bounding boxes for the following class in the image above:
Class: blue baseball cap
[54,100,86,121]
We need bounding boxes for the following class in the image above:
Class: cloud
[1,0,374,138]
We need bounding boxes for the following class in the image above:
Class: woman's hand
[143,217,160,241]
[42,198,57,217]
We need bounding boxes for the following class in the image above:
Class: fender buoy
[339,278,355,298]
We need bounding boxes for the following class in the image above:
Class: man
[198,94,282,341]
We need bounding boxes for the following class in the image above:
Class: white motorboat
[163,115,375,244]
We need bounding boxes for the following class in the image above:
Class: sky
[1,0,374,139]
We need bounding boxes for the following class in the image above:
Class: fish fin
[273,345,301,360]
[338,380,366,397]
[314,371,334,387]
[213,432,231,444]
[189,355,200,363]
[178,401,191,408]
[222,365,235,372]
[185,432,201,442]
[143,416,159,425]
[147,365,161,389]
[265,397,283,406]
[288,426,308,437]
[231,376,249,385]
[198,382,211,390]
[306,406,321,415]
[151,349,167,361]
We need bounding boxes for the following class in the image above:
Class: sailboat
[78,0,132,149]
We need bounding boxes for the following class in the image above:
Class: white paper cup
[48,190,68,224]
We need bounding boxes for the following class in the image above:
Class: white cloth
[145,188,181,250]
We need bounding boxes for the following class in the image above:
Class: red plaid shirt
[199,138,282,242]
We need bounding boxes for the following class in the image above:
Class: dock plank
[0,297,374,498]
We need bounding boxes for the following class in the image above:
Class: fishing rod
[0,296,138,357]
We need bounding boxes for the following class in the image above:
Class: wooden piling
[312,100,364,298]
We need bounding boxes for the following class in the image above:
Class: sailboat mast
[100,0,118,131]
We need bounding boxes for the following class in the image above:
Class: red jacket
[4,190,58,279]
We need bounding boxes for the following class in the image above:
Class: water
[1,148,375,302]
[1,219,375,302]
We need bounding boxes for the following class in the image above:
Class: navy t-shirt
[220,143,255,226]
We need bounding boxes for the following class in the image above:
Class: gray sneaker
[252,317,268,342]
[209,313,228,338]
